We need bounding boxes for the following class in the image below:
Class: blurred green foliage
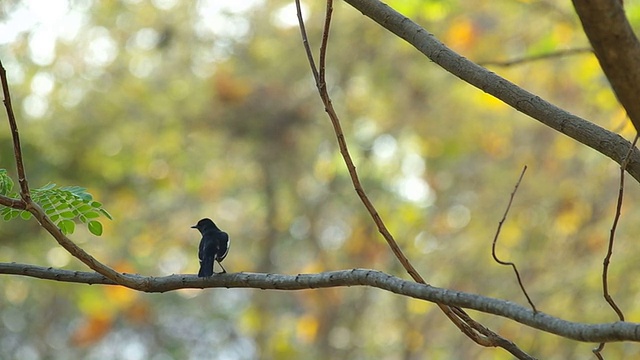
[1,0,640,359]
[0,170,112,235]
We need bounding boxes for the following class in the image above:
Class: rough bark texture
[343,0,640,182]
[2,263,640,343]
[573,0,640,132]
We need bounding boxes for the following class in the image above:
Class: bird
[191,218,230,276]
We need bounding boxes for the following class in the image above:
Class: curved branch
[572,0,640,132]
[492,166,536,312]
[295,3,523,355]
[0,61,143,290]
[342,0,640,183]
[26,205,147,290]
[2,262,639,343]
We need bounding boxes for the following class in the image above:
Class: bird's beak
[191,225,197,229]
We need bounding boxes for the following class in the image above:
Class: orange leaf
[70,315,112,347]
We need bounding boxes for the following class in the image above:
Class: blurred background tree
[1,0,640,359]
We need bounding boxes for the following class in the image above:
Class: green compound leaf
[0,169,14,196]
[3,210,16,221]
[39,183,56,191]
[81,211,101,220]
[58,219,75,235]
[99,208,113,220]
[60,211,76,219]
[0,172,112,237]
[87,221,103,236]
[19,211,32,220]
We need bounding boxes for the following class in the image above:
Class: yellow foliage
[239,306,262,333]
[554,199,591,236]
[406,297,431,315]
[610,109,634,135]
[552,23,575,45]
[78,290,114,317]
[473,91,508,112]
[273,325,297,357]
[553,137,577,160]
[496,222,523,248]
[385,0,449,22]
[574,56,601,84]
[296,314,319,343]
[594,88,619,112]
[444,17,476,52]
[300,260,325,274]
[105,285,138,307]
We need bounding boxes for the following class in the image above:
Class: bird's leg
[217,261,227,274]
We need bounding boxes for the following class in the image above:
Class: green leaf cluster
[0,169,14,195]
[0,170,112,236]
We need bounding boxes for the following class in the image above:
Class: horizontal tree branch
[478,48,593,68]
[2,262,639,343]
[342,0,640,182]
[0,194,26,209]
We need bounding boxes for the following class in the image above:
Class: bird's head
[191,218,217,231]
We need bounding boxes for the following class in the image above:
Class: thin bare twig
[602,134,637,320]
[478,48,592,67]
[0,61,142,290]
[296,5,319,82]
[0,61,31,202]
[318,0,332,89]
[294,0,424,284]
[592,342,605,360]
[491,166,536,312]
[294,3,534,359]
[594,133,638,358]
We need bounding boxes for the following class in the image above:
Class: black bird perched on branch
[192,218,230,276]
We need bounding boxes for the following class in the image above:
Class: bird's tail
[198,258,214,277]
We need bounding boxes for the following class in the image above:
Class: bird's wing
[198,237,207,262]
[217,232,230,261]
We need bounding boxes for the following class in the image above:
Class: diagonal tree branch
[0,61,31,202]
[342,0,640,184]
[2,262,640,343]
[572,0,640,132]
[296,3,534,359]
[0,61,144,290]
[28,205,147,289]
[295,0,424,294]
